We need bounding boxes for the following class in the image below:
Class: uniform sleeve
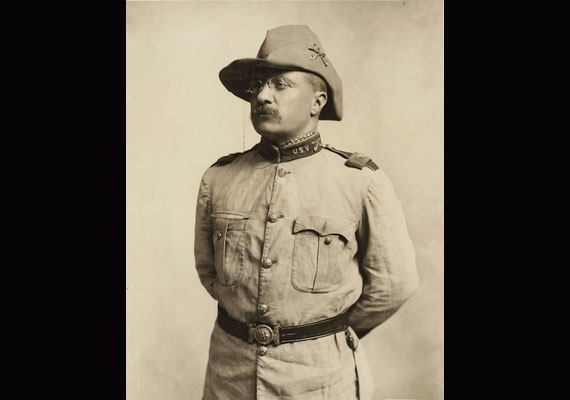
[349,171,419,338]
[194,174,218,301]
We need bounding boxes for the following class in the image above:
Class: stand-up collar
[258,132,323,163]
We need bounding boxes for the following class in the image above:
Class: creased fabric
[194,140,419,399]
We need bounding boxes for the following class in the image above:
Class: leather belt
[216,304,350,346]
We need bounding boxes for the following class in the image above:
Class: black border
[14,2,128,396]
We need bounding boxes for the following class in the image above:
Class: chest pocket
[211,212,248,286]
[291,216,356,293]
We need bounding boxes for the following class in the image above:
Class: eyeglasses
[245,76,291,95]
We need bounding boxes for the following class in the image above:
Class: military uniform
[194,133,419,399]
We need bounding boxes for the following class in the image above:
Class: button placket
[256,164,282,327]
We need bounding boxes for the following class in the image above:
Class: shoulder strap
[210,144,258,167]
[323,144,379,171]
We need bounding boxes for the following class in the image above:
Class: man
[194,25,419,400]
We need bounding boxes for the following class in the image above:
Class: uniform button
[261,258,273,269]
[257,304,268,314]
[257,346,268,356]
[324,237,332,245]
[267,212,278,223]
[277,168,288,177]
[216,232,223,240]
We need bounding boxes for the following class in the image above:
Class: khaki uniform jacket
[194,133,419,400]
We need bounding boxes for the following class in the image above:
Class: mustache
[252,106,279,116]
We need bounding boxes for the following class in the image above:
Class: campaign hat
[219,25,343,121]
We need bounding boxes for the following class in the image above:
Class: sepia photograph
[126,1,443,399]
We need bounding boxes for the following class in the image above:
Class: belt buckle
[247,322,281,346]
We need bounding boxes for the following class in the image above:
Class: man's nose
[256,82,273,103]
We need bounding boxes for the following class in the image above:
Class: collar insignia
[258,132,323,163]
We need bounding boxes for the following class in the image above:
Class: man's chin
[252,121,281,135]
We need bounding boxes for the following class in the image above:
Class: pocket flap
[210,211,249,219]
[292,216,355,242]
[211,212,248,231]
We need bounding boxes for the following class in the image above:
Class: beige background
[126,1,443,399]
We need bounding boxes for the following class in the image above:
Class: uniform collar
[258,132,323,163]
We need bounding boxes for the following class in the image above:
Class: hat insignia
[308,44,328,67]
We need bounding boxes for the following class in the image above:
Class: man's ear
[311,92,328,116]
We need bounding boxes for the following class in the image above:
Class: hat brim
[219,58,340,121]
